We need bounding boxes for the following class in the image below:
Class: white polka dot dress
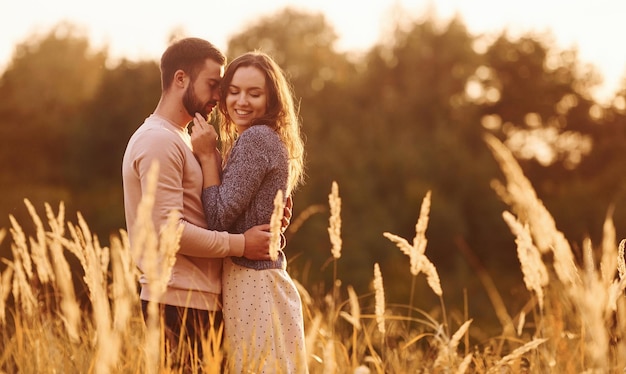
[222,257,308,373]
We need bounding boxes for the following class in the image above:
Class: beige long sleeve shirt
[122,114,244,311]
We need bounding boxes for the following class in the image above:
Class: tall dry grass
[0,136,625,373]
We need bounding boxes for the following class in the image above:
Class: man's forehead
[198,59,223,80]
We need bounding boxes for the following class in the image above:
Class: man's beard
[183,84,209,118]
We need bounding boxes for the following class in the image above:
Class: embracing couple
[122,37,307,373]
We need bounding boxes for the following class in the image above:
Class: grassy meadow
[1,134,625,373]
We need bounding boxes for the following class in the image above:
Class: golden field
[1,134,625,373]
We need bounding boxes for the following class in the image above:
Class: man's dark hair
[160,37,226,91]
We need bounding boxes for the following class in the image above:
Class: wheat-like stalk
[448,319,472,352]
[484,133,581,288]
[8,214,37,317]
[616,297,626,369]
[611,241,626,312]
[326,181,343,343]
[487,338,547,373]
[109,234,138,333]
[0,262,13,325]
[201,314,225,374]
[328,181,342,260]
[422,261,443,298]
[572,238,609,370]
[323,339,337,374]
[44,201,81,343]
[304,314,322,369]
[434,319,472,369]
[373,263,385,336]
[502,211,549,310]
[516,310,526,337]
[383,190,442,298]
[269,189,285,262]
[618,239,626,281]
[23,199,55,285]
[412,190,431,261]
[339,284,361,368]
[285,204,326,236]
[70,213,119,374]
[339,285,361,331]
[484,133,622,370]
[600,205,618,286]
[455,353,473,374]
[382,231,442,297]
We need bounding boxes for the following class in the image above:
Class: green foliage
[69,59,161,235]
[0,23,106,184]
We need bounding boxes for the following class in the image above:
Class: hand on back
[242,224,272,260]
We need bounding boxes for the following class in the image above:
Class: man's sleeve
[135,129,245,258]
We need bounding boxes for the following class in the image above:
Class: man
[122,37,273,368]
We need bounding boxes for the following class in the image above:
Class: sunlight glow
[2,0,626,103]
[589,104,604,121]
[465,66,501,104]
[481,114,502,130]
[505,127,593,169]
[524,113,542,128]
[614,96,626,113]
[555,94,579,115]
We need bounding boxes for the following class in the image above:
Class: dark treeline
[2,8,626,331]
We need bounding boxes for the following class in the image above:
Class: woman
[191,51,307,373]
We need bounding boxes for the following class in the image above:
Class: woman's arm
[202,126,280,231]
[190,113,221,188]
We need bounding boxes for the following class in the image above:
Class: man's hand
[190,113,220,163]
[190,112,222,188]
[242,224,272,260]
[282,195,293,233]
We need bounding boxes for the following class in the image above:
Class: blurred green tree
[481,33,613,249]
[347,16,518,315]
[69,59,161,236]
[0,23,107,236]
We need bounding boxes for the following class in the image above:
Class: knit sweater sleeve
[201,125,284,232]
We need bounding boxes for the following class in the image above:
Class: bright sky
[2,0,625,104]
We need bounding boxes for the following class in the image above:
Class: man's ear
[173,70,186,87]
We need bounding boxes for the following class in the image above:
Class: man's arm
[132,125,259,259]
[242,224,272,260]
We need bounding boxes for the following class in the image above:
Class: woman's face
[225,66,268,131]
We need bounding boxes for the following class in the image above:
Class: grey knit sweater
[201,124,288,270]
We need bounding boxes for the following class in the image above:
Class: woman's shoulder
[239,125,281,145]
[243,124,277,136]
[234,125,286,162]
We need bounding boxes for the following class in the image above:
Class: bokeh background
[2,1,626,335]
